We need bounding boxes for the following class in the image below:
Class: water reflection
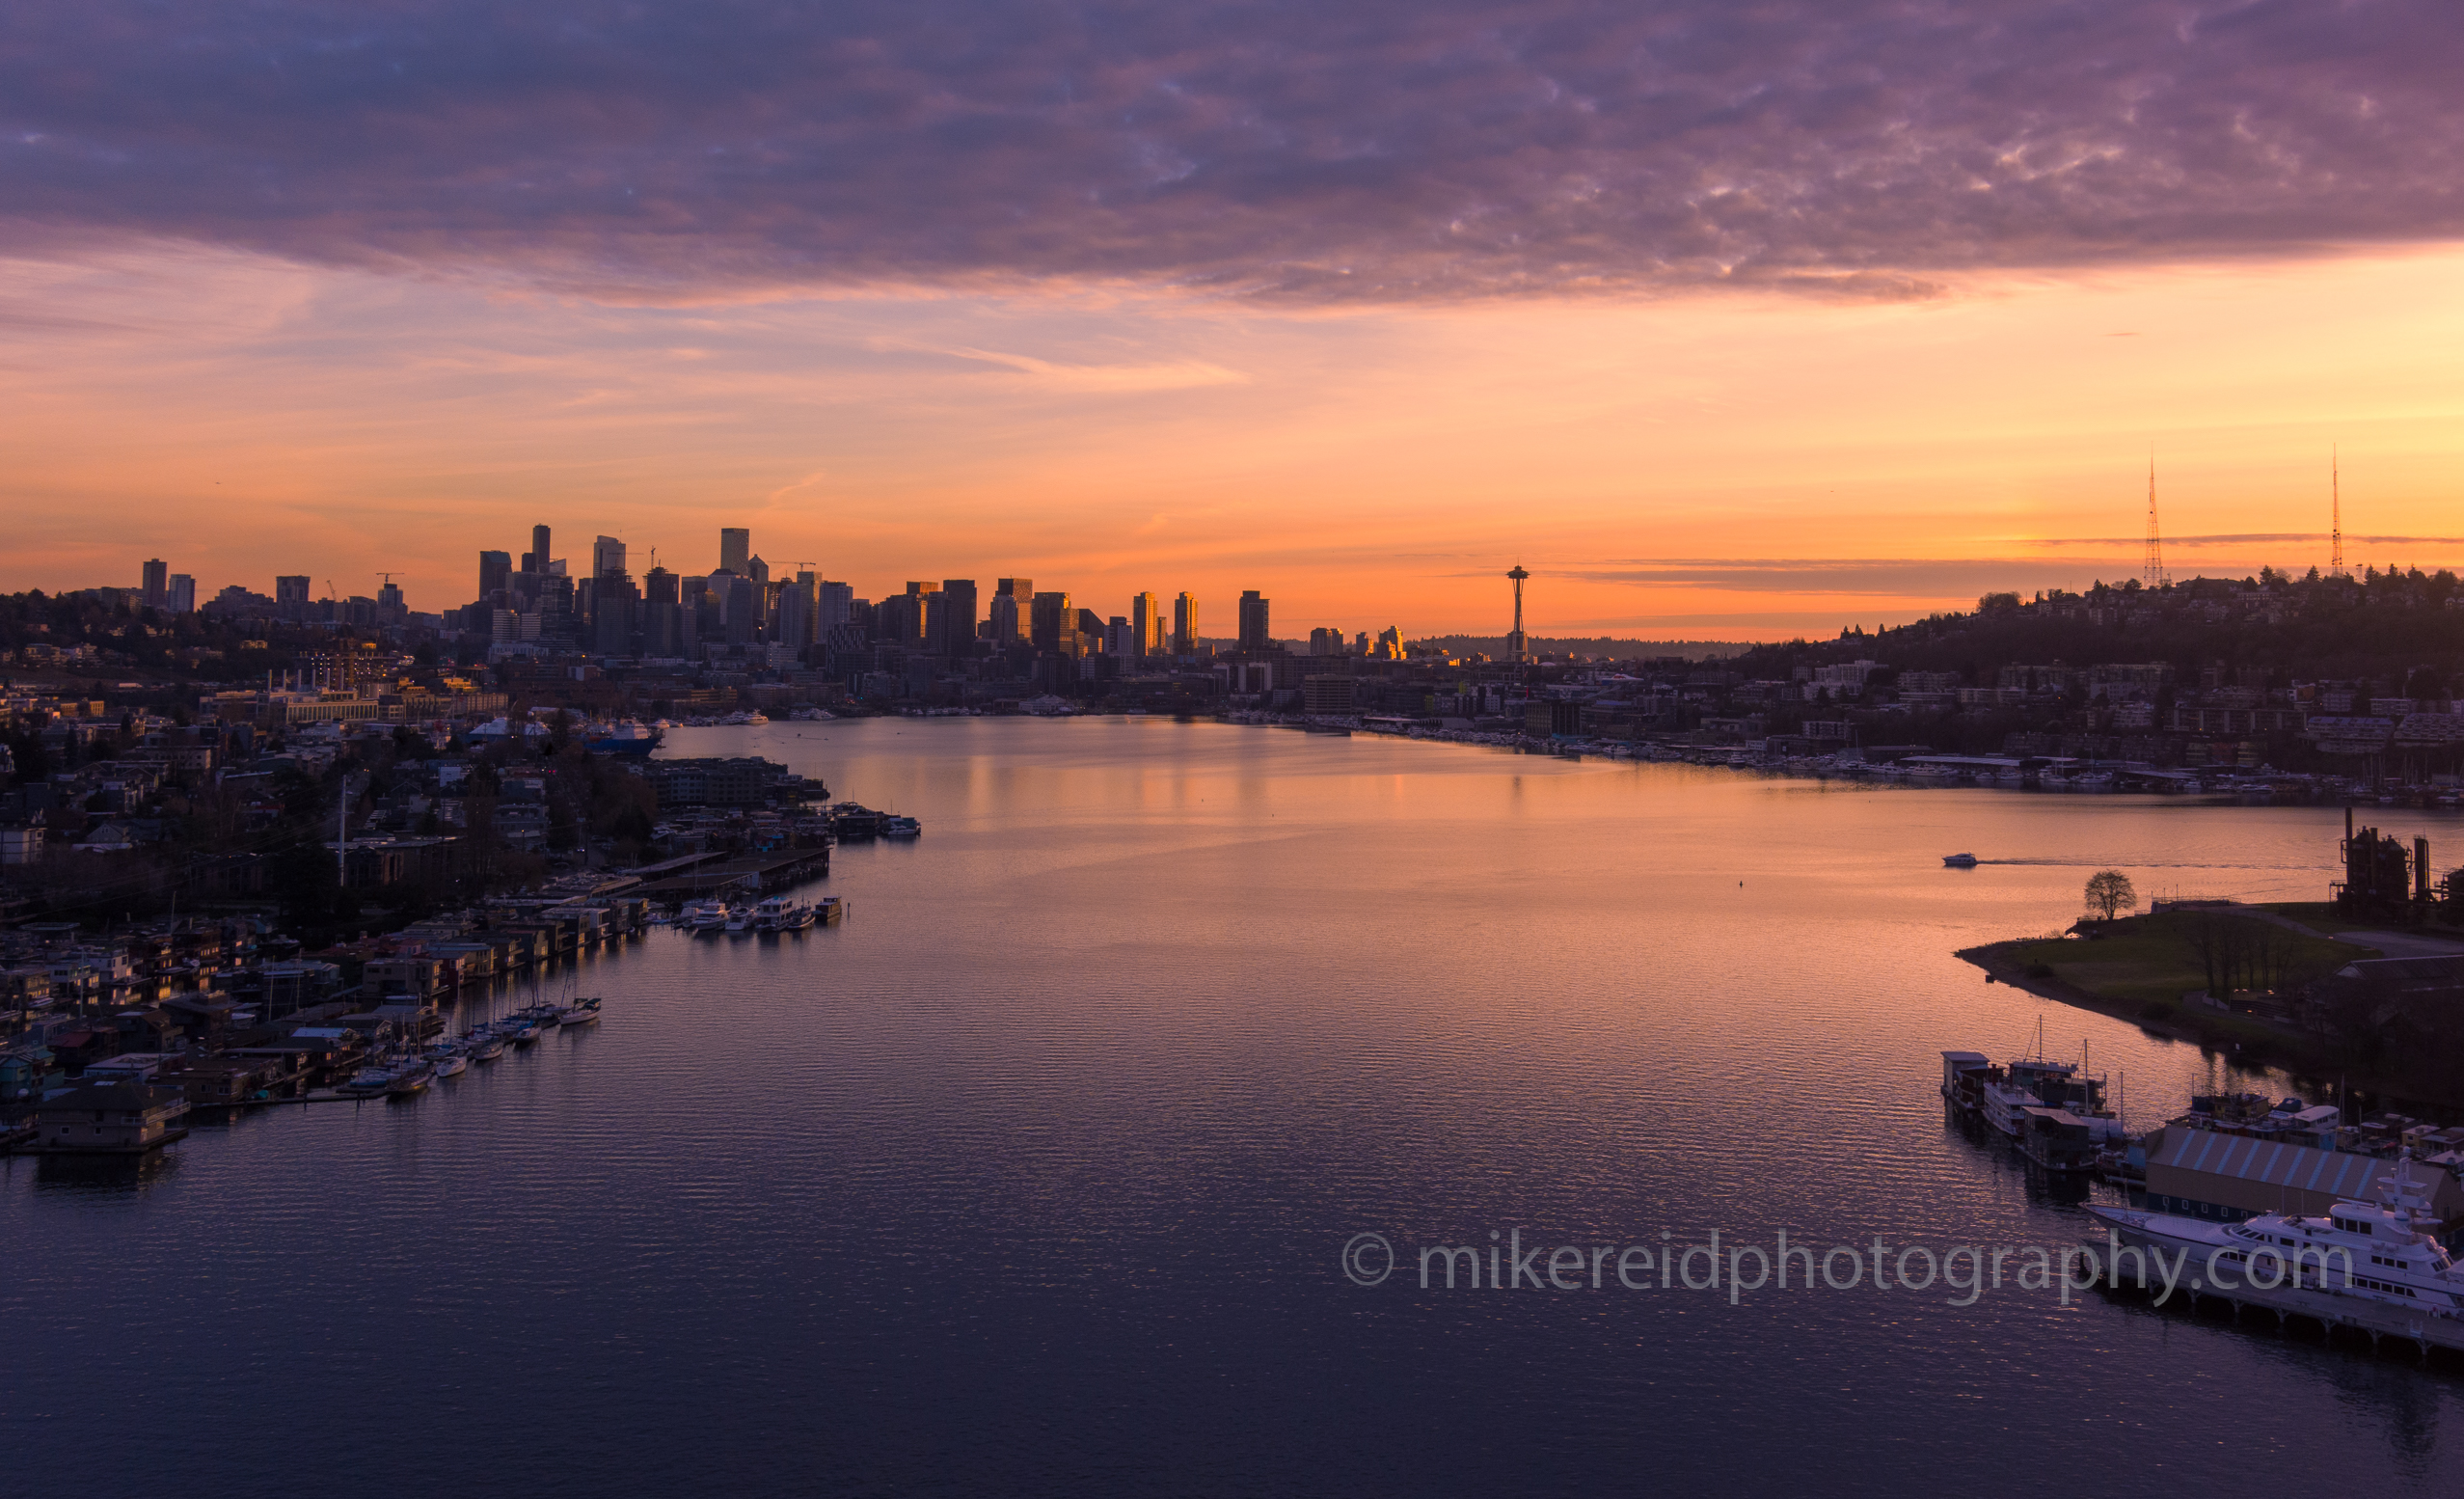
[5,719,2459,1495]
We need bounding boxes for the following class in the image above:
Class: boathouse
[2143,1127,2464,1245]
[31,1078,191,1155]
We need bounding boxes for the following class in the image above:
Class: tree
[2084,870,2137,922]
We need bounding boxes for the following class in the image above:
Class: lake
[7,717,2459,1496]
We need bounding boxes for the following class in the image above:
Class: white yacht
[681,899,732,933]
[2086,1163,2464,1350]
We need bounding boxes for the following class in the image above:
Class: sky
[5,1,2462,640]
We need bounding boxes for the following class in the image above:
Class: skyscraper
[593,535,627,580]
[938,580,979,656]
[1237,591,1271,653]
[1131,592,1161,656]
[1030,591,1072,652]
[527,524,552,574]
[1174,592,1197,655]
[719,528,750,576]
[819,581,853,632]
[141,559,168,610]
[778,574,816,652]
[725,575,759,645]
[167,575,195,613]
[479,550,512,602]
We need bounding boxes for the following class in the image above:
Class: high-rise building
[820,581,854,632]
[745,554,770,586]
[167,575,195,613]
[1310,627,1345,656]
[1237,591,1271,653]
[1132,592,1161,656]
[641,565,683,657]
[719,528,750,576]
[1105,616,1134,656]
[938,580,979,657]
[1174,592,1197,654]
[141,559,169,610]
[479,550,512,602]
[592,535,627,580]
[276,575,311,608]
[778,574,818,651]
[1029,591,1072,652]
[378,580,406,621]
[526,524,552,574]
[987,593,1020,643]
[596,573,639,656]
[725,575,759,645]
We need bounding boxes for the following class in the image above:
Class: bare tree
[2084,870,2137,923]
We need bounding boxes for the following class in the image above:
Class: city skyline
[8,8,2464,638]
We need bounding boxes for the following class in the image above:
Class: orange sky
[6,241,2463,641]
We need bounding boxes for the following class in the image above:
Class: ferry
[2084,1163,2464,1352]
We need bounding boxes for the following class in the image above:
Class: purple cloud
[4,1,2456,300]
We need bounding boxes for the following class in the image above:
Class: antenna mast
[2331,447,2344,575]
[2143,455,2168,588]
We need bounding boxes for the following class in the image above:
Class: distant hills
[1412,635,1751,661]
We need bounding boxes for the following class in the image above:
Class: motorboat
[725,906,756,933]
[681,899,732,933]
[880,815,921,837]
[1942,853,1980,868]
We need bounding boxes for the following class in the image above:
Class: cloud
[946,348,1248,392]
[5,2,2461,303]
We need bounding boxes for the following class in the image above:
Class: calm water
[9,719,2461,1496]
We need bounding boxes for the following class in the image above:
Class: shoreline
[1955,937,2464,1111]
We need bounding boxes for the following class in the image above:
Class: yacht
[423,1043,468,1077]
[557,996,603,1026]
[880,815,921,837]
[387,1057,436,1096]
[2085,1163,2464,1350]
[681,899,732,933]
[725,905,757,933]
[467,1032,506,1062]
[1942,853,1979,868]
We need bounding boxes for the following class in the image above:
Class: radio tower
[2331,446,2344,575]
[2143,455,2169,588]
